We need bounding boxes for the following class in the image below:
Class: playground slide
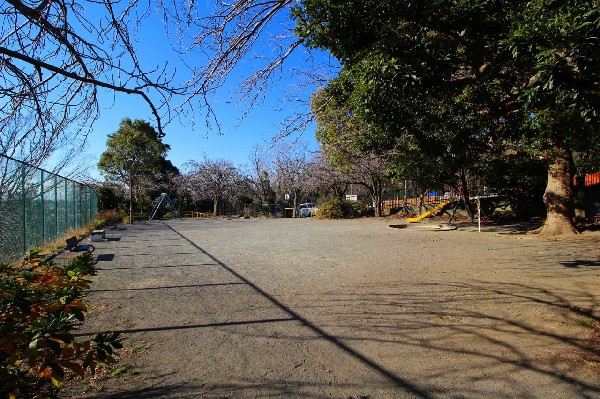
[406,198,453,223]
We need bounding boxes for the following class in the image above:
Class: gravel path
[66,218,600,398]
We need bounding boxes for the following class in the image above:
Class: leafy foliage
[0,251,122,398]
[316,197,344,219]
[95,210,123,225]
[317,198,367,219]
[98,119,171,185]
[98,118,178,218]
[481,151,547,217]
[342,199,369,218]
[295,0,600,233]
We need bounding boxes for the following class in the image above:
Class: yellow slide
[407,198,453,223]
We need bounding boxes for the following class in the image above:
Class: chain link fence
[0,155,97,263]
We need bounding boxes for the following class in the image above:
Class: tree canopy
[98,118,170,186]
[185,158,246,216]
[294,0,600,234]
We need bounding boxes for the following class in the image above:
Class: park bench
[66,236,95,253]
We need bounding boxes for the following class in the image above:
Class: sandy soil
[63,217,600,399]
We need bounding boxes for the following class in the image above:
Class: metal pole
[129,174,133,224]
[65,178,68,231]
[73,182,76,228]
[478,198,481,233]
[21,167,26,254]
[127,158,134,224]
[40,169,44,243]
[54,175,58,238]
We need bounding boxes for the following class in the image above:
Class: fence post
[0,155,99,263]
[65,178,68,231]
[21,167,26,255]
[54,175,58,238]
[40,169,45,243]
[72,182,76,229]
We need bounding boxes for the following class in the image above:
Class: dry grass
[18,218,107,264]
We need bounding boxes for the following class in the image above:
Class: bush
[96,210,122,225]
[342,200,368,218]
[317,198,368,219]
[0,250,122,398]
[317,198,344,219]
[481,153,546,217]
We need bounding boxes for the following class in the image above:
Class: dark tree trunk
[458,170,475,217]
[537,147,578,236]
[574,173,586,223]
[368,176,383,217]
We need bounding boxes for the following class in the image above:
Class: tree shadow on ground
[77,221,599,399]
[286,280,600,398]
[561,259,600,268]
[162,224,432,398]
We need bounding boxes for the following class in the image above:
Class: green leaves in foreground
[1,251,122,398]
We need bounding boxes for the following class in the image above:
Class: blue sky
[77,4,337,180]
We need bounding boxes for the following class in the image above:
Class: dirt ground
[63,217,600,399]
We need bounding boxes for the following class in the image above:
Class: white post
[478,198,481,232]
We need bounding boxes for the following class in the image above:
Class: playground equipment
[406,198,454,223]
[407,194,502,232]
[149,193,180,221]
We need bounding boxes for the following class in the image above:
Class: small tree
[247,145,276,205]
[98,119,171,223]
[273,142,311,215]
[0,252,122,398]
[185,158,243,216]
[311,89,391,216]
[305,153,349,200]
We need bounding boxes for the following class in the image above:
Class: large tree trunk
[537,147,578,236]
[366,176,383,217]
[458,170,475,218]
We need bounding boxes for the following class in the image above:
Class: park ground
[64,217,600,398]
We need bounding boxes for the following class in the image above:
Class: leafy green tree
[96,182,125,212]
[502,1,600,234]
[481,149,547,217]
[98,119,171,223]
[294,0,600,235]
[137,158,181,212]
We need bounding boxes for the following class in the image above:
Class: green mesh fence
[0,155,98,263]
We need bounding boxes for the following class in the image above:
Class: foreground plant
[0,250,122,398]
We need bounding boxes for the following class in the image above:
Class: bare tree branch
[166,0,335,136]
[0,0,189,168]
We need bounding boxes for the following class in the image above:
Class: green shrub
[96,210,122,225]
[317,198,343,219]
[317,198,367,219]
[0,251,122,398]
[342,200,367,218]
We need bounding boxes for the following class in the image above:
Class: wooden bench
[66,236,95,253]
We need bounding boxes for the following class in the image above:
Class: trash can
[91,230,105,242]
